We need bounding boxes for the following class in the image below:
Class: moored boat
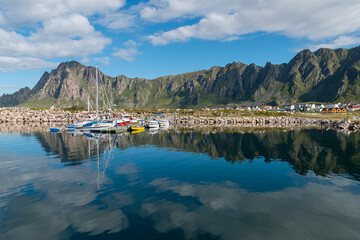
[145,120,159,128]
[129,126,145,131]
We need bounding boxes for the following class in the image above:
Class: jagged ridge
[1,46,360,108]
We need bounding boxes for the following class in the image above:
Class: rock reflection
[0,122,64,133]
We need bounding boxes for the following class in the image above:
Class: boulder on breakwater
[0,107,93,123]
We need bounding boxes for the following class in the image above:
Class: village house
[273,106,280,111]
[297,103,316,111]
[315,104,325,111]
[348,104,360,111]
[285,105,295,111]
[263,106,273,111]
[324,103,340,109]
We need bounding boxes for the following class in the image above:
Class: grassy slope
[20,96,56,108]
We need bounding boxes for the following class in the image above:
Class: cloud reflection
[143,178,360,240]
[0,153,130,239]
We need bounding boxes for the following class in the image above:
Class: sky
[0,0,360,95]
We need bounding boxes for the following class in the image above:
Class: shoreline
[0,107,358,131]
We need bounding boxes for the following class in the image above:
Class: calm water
[1,126,360,240]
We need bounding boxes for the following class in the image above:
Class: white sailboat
[81,65,113,131]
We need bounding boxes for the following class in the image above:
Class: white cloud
[113,40,142,61]
[94,56,111,66]
[0,0,67,27]
[0,0,125,26]
[124,40,137,48]
[139,0,239,22]
[39,14,95,38]
[65,0,125,15]
[0,25,111,59]
[0,0,359,71]
[0,56,58,72]
[142,0,360,45]
[0,0,118,71]
[113,48,140,61]
[97,12,137,30]
[0,85,19,89]
[309,36,360,51]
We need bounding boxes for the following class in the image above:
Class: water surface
[1,127,360,240]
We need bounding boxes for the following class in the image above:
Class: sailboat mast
[96,65,99,119]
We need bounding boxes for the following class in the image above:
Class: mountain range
[1,46,360,109]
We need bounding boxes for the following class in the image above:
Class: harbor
[1,107,359,132]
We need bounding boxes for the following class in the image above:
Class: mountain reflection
[1,128,360,240]
[31,128,360,179]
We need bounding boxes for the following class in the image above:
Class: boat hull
[129,126,145,131]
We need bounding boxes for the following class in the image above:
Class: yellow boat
[129,126,145,131]
[130,129,145,135]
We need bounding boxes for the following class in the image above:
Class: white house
[324,103,339,109]
[285,105,295,111]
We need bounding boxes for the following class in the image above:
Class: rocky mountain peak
[57,61,85,71]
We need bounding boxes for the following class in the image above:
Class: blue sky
[0,0,360,95]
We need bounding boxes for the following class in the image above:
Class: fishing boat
[116,118,131,127]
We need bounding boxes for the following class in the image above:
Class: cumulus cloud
[0,0,125,26]
[94,56,111,66]
[97,12,137,30]
[113,40,142,61]
[0,0,119,71]
[0,15,111,59]
[65,0,125,16]
[309,35,360,51]
[142,0,360,46]
[1,0,359,71]
[0,56,58,72]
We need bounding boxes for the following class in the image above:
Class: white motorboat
[80,120,116,132]
[67,120,95,130]
[145,120,159,128]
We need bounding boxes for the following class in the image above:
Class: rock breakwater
[0,108,92,123]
